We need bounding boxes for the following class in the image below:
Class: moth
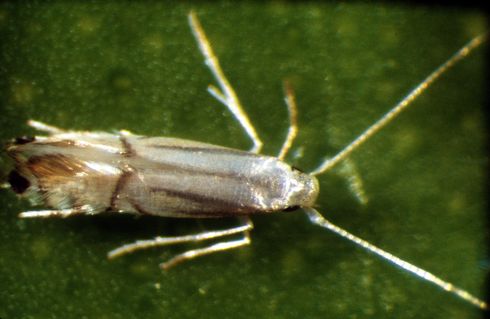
[4,12,487,310]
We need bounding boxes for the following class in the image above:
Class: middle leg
[188,12,263,153]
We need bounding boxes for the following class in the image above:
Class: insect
[4,12,486,310]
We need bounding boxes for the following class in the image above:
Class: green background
[0,2,487,318]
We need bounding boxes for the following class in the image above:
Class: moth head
[286,167,319,209]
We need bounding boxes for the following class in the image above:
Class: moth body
[7,132,319,218]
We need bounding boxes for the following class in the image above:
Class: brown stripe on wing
[110,169,134,211]
[149,186,255,215]
[31,140,77,148]
[120,135,135,157]
[27,154,89,179]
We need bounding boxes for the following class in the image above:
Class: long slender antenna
[311,34,487,176]
[305,208,487,310]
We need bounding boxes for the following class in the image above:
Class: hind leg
[108,217,254,270]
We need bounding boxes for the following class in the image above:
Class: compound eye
[282,205,300,212]
[291,166,304,173]
[8,170,30,194]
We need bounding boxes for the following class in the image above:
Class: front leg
[27,120,66,134]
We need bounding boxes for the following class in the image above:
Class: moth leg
[19,205,93,218]
[277,81,299,160]
[107,217,253,260]
[188,12,263,154]
[27,119,65,134]
[160,231,251,270]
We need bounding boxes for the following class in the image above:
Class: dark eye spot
[292,166,304,173]
[8,170,30,194]
[282,205,300,212]
[14,136,35,145]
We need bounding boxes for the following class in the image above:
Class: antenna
[311,34,487,176]
[306,208,487,309]
[308,34,487,309]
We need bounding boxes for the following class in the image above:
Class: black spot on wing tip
[8,170,30,194]
[14,136,36,145]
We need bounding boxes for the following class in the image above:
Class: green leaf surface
[0,2,487,318]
